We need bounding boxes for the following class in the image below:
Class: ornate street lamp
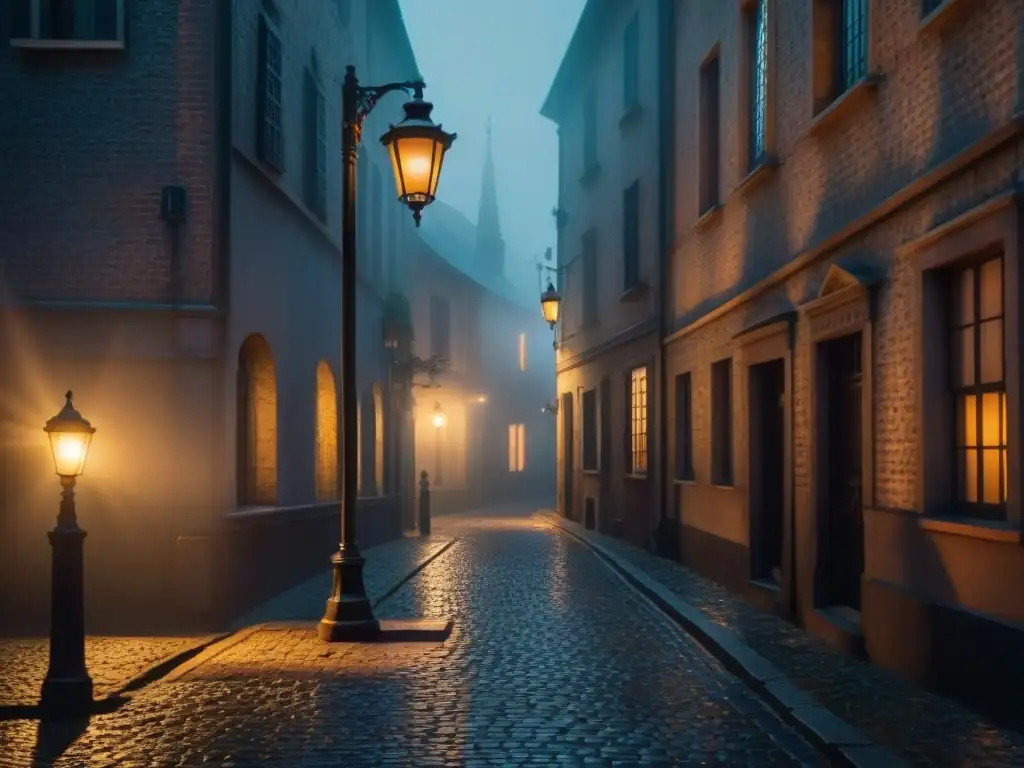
[380,82,457,228]
[540,282,561,329]
[319,66,456,643]
[40,391,96,717]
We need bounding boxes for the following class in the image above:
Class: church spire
[475,115,505,277]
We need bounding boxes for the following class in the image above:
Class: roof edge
[540,0,611,121]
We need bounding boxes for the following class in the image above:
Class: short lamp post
[431,402,446,486]
[40,391,96,717]
[319,66,456,643]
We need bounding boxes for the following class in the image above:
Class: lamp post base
[40,674,93,718]
[317,548,381,642]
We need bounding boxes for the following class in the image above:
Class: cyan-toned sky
[399,0,585,285]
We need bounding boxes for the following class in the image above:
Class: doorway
[823,332,864,611]
[750,358,785,585]
[561,392,574,520]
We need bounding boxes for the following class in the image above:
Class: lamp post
[431,401,446,486]
[319,66,456,643]
[40,391,96,717]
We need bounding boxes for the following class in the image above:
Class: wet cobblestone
[545,514,1024,767]
[0,636,209,708]
[233,533,454,626]
[0,512,825,767]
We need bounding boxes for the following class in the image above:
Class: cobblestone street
[0,510,826,767]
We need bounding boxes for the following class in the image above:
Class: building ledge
[625,473,648,481]
[10,38,125,51]
[619,281,650,303]
[919,515,1024,544]
[808,73,883,138]
[582,468,601,476]
[694,204,723,233]
[735,154,779,197]
[918,0,973,36]
[580,162,603,187]
[619,103,644,131]
[673,477,697,486]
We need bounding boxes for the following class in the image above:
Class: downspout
[655,0,677,555]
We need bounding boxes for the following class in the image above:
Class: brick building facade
[0,0,422,633]
[549,0,1024,720]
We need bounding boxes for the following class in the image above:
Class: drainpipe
[655,0,677,555]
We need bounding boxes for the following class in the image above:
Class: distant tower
[475,116,506,277]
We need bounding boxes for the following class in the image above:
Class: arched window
[373,383,385,494]
[237,334,277,506]
[314,361,338,501]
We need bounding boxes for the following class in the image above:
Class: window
[582,388,598,471]
[623,14,639,110]
[623,181,640,289]
[922,0,944,13]
[950,255,1007,518]
[10,0,124,47]
[430,294,451,361]
[699,53,721,214]
[746,0,768,169]
[518,333,527,371]
[508,424,526,472]
[840,0,868,90]
[582,229,598,325]
[304,64,328,222]
[257,13,285,172]
[675,372,694,480]
[711,358,733,485]
[583,92,598,171]
[629,367,648,475]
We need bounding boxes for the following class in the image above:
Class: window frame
[838,0,869,92]
[257,12,285,173]
[10,0,126,49]
[628,366,649,476]
[947,253,1008,519]
[675,372,694,481]
[711,357,734,486]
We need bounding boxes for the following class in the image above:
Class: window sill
[580,162,602,187]
[711,482,736,490]
[918,0,972,36]
[694,204,723,233]
[673,477,697,486]
[808,73,883,137]
[918,515,1024,544]
[10,38,125,51]
[582,468,601,476]
[735,154,779,196]
[626,473,648,481]
[619,103,644,130]
[619,282,649,303]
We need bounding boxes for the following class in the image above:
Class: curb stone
[540,513,909,768]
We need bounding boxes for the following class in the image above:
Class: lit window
[508,424,525,472]
[950,255,1007,517]
[518,333,527,371]
[629,367,648,475]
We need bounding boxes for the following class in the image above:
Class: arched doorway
[315,361,338,502]
[237,334,277,506]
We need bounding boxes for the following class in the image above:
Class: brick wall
[0,0,219,304]
[669,0,1024,513]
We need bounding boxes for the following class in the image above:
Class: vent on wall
[584,497,596,530]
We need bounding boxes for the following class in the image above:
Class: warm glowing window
[508,424,525,472]
[629,367,648,475]
[518,333,527,371]
[950,255,1007,517]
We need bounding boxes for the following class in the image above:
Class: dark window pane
[10,0,31,38]
[953,267,974,327]
[951,326,975,387]
[979,319,1003,384]
[93,0,119,40]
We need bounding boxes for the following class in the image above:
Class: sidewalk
[0,532,454,716]
[542,512,1024,767]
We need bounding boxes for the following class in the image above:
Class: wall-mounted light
[541,400,558,416]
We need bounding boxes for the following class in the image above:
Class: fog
[399,0,586,282]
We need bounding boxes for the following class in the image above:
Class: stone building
[673,0,1021,721]
[409,125,556,515]
[0,0,422,633]
[541,0,677,547]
